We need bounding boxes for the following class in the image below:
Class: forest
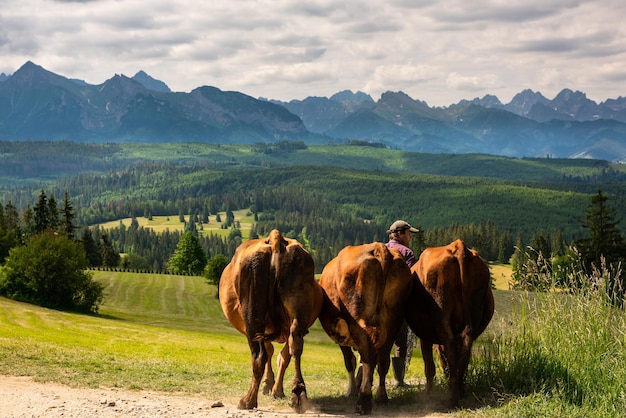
[1,140,625,273]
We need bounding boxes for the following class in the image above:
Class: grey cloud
[53,0,100,3]
[261,47,327,64]
[347,19,403,34]
[0,18,40,56]
[512,30,624,57]
[390,0,436,7]
[1,0,624,107]
[602,71,626,82]
[427,1,582,24]
[282,2,336,18]
[514,38,580,53]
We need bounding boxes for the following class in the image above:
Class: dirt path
[0,375,450,417]
[0,375,312,418]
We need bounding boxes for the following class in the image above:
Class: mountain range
[1,61,625,162]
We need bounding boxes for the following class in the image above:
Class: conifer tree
[81,228,102,267]
[576,189,625,267]
[61,191,75,239]
[22,205,35,235]
[47,194,59,231]
[575,189,626,303]
[33,189,49,234]
[99,232,120,268]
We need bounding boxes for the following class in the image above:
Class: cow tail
[266,229,286,339]
[456,240,473,345]
[269,229,285,285]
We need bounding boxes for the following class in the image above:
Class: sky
[1,0,625,107]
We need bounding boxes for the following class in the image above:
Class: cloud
[0,0,625,106]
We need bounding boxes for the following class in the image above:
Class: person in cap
[385,220,419,387]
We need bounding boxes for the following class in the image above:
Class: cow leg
[262,341,276,396]
[443,336,461,408]
[374,347,391,404]
[421,339,436,392]
[436,344,450,376]
[272,343,291,398]
[457,328,474,398]
[239,339,267,410]
[288,319,309,414]
[340,345,359,397]
[355,345,375,415]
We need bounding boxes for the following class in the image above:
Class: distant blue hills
[1,61,625,162]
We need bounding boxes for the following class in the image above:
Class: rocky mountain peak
[330,90,374,104]
[132,70,172,93]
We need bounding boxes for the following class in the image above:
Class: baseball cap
[387,220,419,234]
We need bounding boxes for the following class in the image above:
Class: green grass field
[490,263,513,290]
[1,265,623,417]
[0,269,501,415]
[98,209,256,239]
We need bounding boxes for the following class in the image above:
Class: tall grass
[468,255,626,417]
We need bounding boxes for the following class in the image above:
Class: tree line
[0,187,547,276]
[1,186,625,311]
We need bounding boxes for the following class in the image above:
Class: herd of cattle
[219,229,494,415]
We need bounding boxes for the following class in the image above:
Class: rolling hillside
[2,142,625,250]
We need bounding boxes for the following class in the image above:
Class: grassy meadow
[0,272,353,411]
[1,264,624,417]
[98,209,256,240]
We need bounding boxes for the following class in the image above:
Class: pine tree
[33,189,49,234]
[4,202,20,232]
[0,205,18,263]
[82,228,102,267]
[99,232,120,268]
[575,190,626,303]
[576,190,626,267]
[47,194,59,231]
[22,205,35,235]
[61,191,75,239]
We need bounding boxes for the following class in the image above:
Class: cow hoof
[355,394,372,415]
[237,398,256,410]
[272,388,286,399]
[374,391,389,404]
[290,386,308,413]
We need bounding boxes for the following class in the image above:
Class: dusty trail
[0,375,450,418]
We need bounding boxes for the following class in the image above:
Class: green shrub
[0,231,104,313]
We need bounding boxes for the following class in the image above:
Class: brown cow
[219,229,324,413]
[406,239,494,407]
[318,243,413,415]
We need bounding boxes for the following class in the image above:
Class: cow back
[219,230,322,344]
[319,242,412,349]
[407,239,494,342]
